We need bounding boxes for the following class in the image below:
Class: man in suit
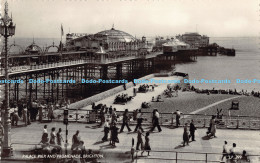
[189,119,197,141]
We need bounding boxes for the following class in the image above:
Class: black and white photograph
[0,0,260,162]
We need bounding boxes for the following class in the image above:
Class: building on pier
[176,32,209,48]
[65,27,148,53]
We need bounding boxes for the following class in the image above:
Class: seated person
[157,95,164,102]
[42,142,52,155]
[152,96,155,102]
[241,150,250,162]
[72,141,86,156]
[141,102,150,108]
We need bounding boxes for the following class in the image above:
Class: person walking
[48,104,55,122]
[12,109,19,126]
[136,128,144,151]
[99,108,105,127]
[112,108,117,122]
[43,125,48,134]
[174,110,182,127]
[0,121,4,146]
[31,100,38,121]
[189,119,196,141]
[134,110,144,132]
[110,122,119,147]
[221,141,228,161]
[210,116,217,138]
[72,130,81,150]
[150,109,162,132]
[56,128,64,146]
[183,123,189,146]
[102,119,110,141]
[142,132,151,156]
[229,143,237,160]
[49,127,56,145]
[120,109,132,132]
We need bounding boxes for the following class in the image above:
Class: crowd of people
[190,85,260,98]
[221,141,250,162]
[1,82,255,162]
[7,99,61,127]
[39,125,91,157]
[163,85,178,98]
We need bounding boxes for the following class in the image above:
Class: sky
[1,0,259,38]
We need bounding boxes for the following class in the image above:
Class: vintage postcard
[0,0,259,162]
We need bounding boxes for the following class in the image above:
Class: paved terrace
[53,75,184,118]
[81,76,183,112]
[5,122,260,162]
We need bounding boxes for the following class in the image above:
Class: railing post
[176,152,178,163]
[204,114,206,128]
[205,153,207,163]
[237,115,239,129]
[160,113,163,125]
[76,112,78,122]
[171,112,174,126]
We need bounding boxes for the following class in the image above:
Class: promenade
[4,75,260,162]
[5,122,260,162]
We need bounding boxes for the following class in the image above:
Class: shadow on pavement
[174,144,185,149]
[93,140,106,145]
[202,135,211,140]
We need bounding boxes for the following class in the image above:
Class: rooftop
[95,28,136,43]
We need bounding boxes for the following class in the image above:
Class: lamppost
[0,2,16,157]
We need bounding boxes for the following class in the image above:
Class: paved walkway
[7,122,260,162]
[80,76,182,112]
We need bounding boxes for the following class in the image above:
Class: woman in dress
[183,123,189,146]
[49,127,56,145]
[56,128,64,146]
[210,116,217,138]
[142,132,151,156]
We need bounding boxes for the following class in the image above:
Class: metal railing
[40,110,260,130]
[134,150,258,163]
[0,52,159,75]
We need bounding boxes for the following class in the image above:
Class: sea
[4,37,260,92]
[176,37,260,92]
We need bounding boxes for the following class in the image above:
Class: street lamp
[0,2,16,157]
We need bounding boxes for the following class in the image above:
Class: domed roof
[25,42,42,54]
[95,28,136,43]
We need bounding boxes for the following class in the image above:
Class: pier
[198,43,236,56]
[0,40,197,105]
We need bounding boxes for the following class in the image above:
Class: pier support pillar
[100,65,108,79]
[116,63,123,79]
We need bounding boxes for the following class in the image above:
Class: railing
[40,110,260,130]
[134,150,258,162]
[0,52,159,75]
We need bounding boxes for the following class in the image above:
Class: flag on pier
[61,24,64,36]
